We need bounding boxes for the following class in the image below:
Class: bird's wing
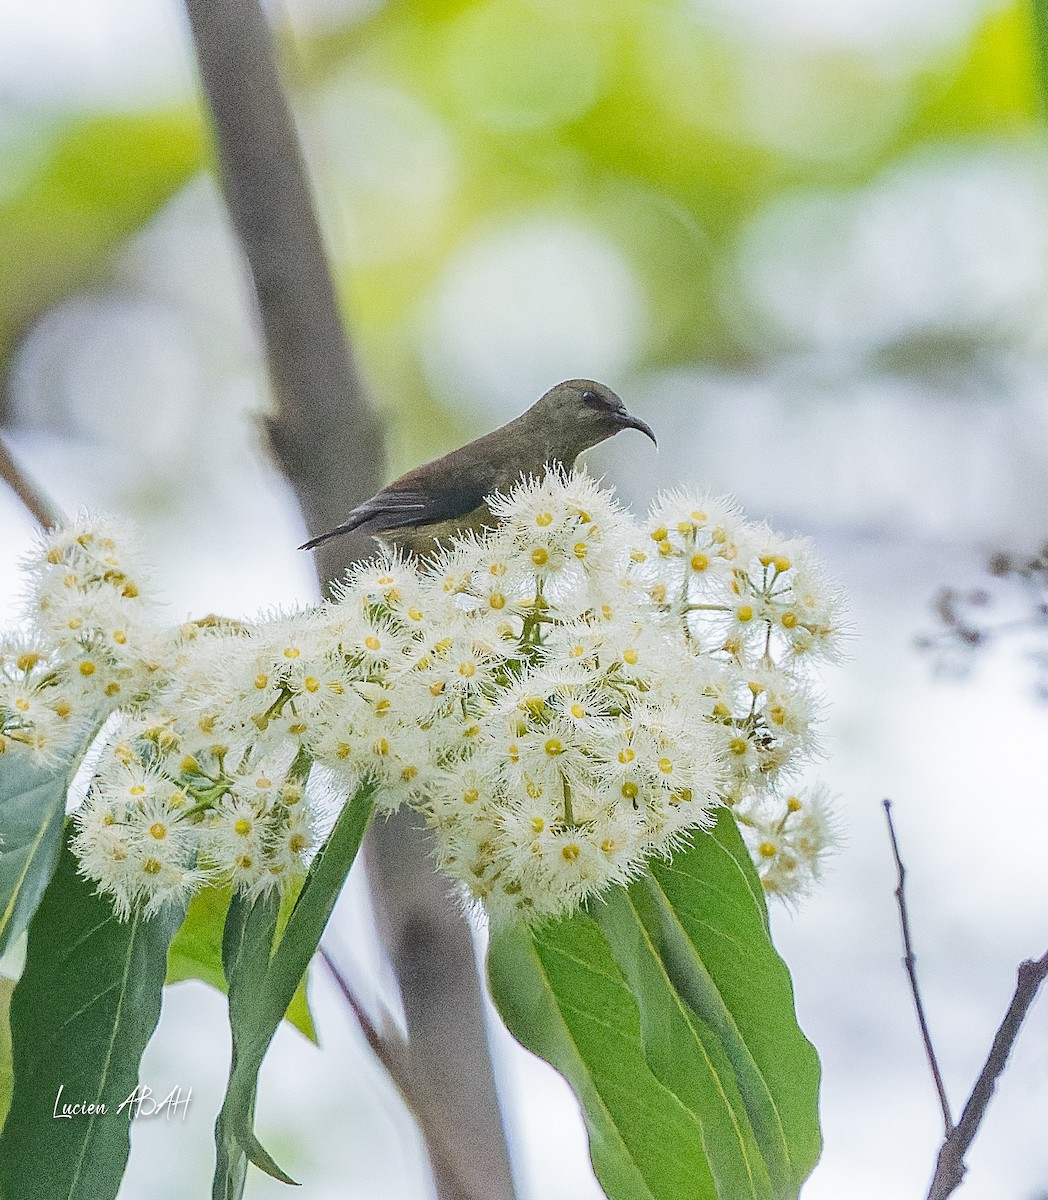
[299,483,490,550]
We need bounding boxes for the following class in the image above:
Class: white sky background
[3,1,1048,1199]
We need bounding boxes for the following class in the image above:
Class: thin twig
[926,948,1048,1200]
[317,945,482,1200]
[0,433,62,529]
[317,943,408,1086]
[882,799,954,1134]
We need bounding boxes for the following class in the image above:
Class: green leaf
[167,883,316,1043]
[489,912,716,1200]
[0,748,82,956]
[0,973,16,1130]
[0,835,181,1200]
[212,784,375,1200]
[643,813,821,1183]
[487,811,821,1200]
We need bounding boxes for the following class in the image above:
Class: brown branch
[181,5,517,1199]
[926,948,1048,1200]
[181,0,384,589]
[0,433,62,529]
[882,799,954,1134]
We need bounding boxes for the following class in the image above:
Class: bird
[299,379,656,557]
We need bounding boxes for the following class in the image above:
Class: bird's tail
[299,524,353,551]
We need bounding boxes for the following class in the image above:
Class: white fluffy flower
[12,475,844,923]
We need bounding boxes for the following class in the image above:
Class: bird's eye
[581,390,603,406]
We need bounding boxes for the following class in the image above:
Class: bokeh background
[3,0,1048,1196]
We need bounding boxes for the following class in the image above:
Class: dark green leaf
[167,883,316,1042]
[212,784,375,1200]
[487,811,821,1200]
[0,748,82,956]
[0,835,181,1200]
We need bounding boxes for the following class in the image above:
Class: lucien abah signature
[52,1083,191,1121]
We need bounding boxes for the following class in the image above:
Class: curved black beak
[617,411,657,447]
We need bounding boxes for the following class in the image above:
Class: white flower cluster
[3,473,844,922]
[0,517,167,762]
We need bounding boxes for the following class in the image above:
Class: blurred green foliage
[0,0,1041,439]
[0,111,201,376]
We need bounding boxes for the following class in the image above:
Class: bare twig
[182,4,517,1198]
[882,799,954,1134]
[885,800,1048,1198]
[318,945,488,1200]
[926,948,1048,1200]
[0,433,62,529]
[317,943,410,1090]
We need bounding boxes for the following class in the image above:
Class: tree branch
[0,433,62,530]
[926,948,1048,1200]
[882,799,954,1134]
[885,801,1048,1198]
[181,4,517,1198]
[181,0,384,586]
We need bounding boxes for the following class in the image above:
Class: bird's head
[528,379,657,460]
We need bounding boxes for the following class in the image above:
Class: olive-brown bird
[300,379,656,557]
